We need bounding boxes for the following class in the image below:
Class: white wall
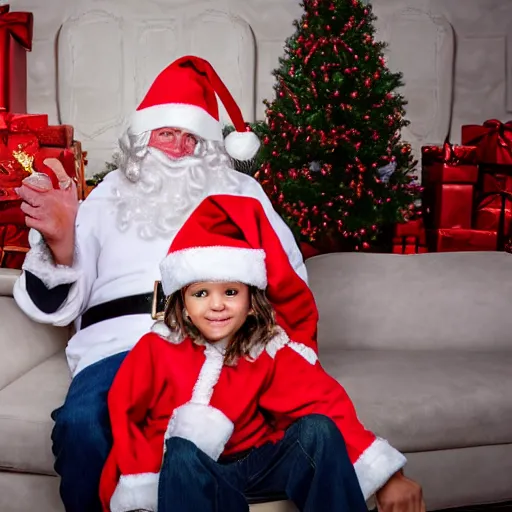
[12,0,512,175]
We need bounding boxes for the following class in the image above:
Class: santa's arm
[259,343,406,500]
[242,178,308,283]
[101,334,163,512]
[13,186,103,326]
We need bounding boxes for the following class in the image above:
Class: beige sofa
[1,251,512,512]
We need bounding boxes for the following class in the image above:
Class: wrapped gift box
[461,120,512,166]
[0,5,33,113]
[427,229,497,252]
[421,143,478,230]
[0,113,86,269]
[0,223,28,268]
[392,219,428,254]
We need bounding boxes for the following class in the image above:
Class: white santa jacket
[13,169,307,376]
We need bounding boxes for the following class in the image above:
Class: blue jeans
[51,351,128,512]
[159,414,368,512]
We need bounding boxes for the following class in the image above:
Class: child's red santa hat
[160,194,319,353]
[129,55,260,161]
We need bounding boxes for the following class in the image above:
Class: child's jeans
[159,414,368,512]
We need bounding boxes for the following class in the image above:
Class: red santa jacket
[100,328,406,512]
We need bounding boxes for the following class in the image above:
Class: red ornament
[350,91,358,99]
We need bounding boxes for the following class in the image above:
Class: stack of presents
[0,4,86,269]
[393,119,512,255]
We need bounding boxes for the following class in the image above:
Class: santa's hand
[16,159,79,266]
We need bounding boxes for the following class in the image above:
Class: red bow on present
[464,119,512,153]
[0,5,33,112]
[422,140,477,165]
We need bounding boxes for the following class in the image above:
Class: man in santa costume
[100,194,424,512]
[13,56,306,512]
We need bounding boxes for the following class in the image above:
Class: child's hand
[375,471,425,512]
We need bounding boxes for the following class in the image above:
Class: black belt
[80,281,166,330]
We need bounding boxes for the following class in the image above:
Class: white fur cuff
[110,472,159,512]
[22,230,80,289]
[354,437,407,500]
[165,403,234,461]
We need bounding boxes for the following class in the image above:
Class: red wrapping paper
[461,120,512,165]
[392,220,428,254]
[421,143,478,230]
[429,229,497,252]
[392,236,428,254]
[0,5,33,113]
[423,183,474,229]
[475,207,512,233]
[478,169,512,207]
[36,125,74,148]
[0,223,29,268]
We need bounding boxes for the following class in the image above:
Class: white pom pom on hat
[224,130,260,161]
[128,55,260,161]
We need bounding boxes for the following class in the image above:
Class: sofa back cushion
[306,252,512,351]
[0,269,68,390]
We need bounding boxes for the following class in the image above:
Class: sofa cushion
[0,297,68,390]
[307,252,512,351]
[321,349,512,452]
[0,352,70,475]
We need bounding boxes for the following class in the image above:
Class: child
[100,195,424,512]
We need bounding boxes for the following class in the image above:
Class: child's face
[183,281,251,343]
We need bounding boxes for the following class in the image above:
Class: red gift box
[421,143,478,229]
[478,168,512,207]
[392,219,428,253]
[0,113,86,270]
[0,223,29,269]
[428,229,497,252]
[0,5,33,113]
[461,120,512,166]
[392,237,428,254]
[474,207,512,234]
[36,125,74,148]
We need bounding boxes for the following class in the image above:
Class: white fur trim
[354,437,407,500]
[151,321,185,343]
[165,403,234,461]
[191,343,224,404]
[288,341,318,365]
[263,328,317,365]
[110,472,159,512]
[22,229,80,289]
[224,130,260,161]
[160,246,267,296]
[265,328,290,359]
[129,103,223,141]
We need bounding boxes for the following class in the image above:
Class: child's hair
[164,285,277,365]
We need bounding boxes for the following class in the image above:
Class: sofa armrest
[0,269,69,390]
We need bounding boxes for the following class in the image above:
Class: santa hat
[129,55,260,161]
[160,194,319,352]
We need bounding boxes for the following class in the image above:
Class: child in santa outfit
[100,195,424,512]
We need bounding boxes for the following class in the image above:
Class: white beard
[113,145,241,240]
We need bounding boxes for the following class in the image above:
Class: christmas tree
[256,0,420,252]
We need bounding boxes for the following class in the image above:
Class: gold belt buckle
[151,280,166,320]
